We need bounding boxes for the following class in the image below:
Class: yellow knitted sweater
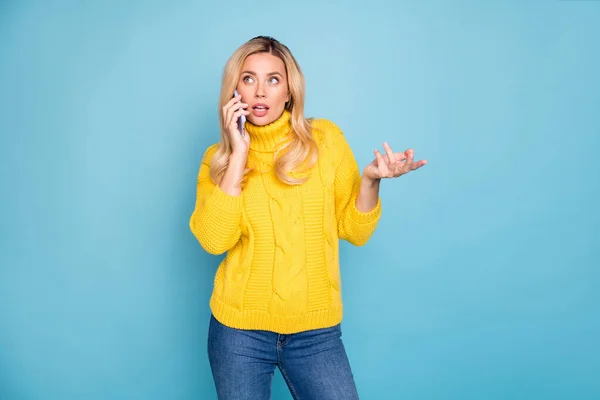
[190,110,381,334]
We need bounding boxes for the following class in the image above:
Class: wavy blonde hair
[210,36,318,186]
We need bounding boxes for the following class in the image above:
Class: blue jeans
[207,314,360,400]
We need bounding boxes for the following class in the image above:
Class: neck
[244,110,292,153]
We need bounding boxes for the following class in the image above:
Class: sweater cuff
[348,196,382,225]
[208,184,243,214]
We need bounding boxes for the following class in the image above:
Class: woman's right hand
[223,94,251,156]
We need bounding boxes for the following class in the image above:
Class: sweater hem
[210,297,343,334]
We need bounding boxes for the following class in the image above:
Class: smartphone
[233,90,246,137]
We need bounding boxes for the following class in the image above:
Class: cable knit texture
[190,110,381,334]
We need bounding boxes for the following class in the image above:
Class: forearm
[355,174,381,213]
[189,151,247,255]
[218,152,247,196]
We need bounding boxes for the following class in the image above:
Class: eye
[242,75,254,84]
[268,76,280,84]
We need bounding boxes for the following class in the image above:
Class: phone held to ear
[234,90,246,137]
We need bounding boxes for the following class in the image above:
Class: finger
[228,109,250,129]
[393,152,407,163]
[226,109,238,128]
[224,99,247,124]
[376,150,395,178]
[374,149,385,165]
[224,94,242,109]
[228,105,249,124]
[222,96,240,120]
[391,150,411,176]
[411,159,427,170]
[383,142,394,165]
[374,150,386,175]
[404,149,415,169]
[227,106,248,127]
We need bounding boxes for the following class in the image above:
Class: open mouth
[252,104,269,117]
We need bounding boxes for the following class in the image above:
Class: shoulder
[308,118,354,172]
[201,143,220,166]
[310,117,344,138]
[309,117,349,150]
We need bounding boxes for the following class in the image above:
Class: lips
[252,103,269,118]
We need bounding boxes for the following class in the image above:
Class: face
[236,52,290,126]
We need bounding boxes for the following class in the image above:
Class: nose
[255,82,266,98]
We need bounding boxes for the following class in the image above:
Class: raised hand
[363,142,427,181]
[222,94,251,155]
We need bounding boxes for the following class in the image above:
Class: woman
[190,36,426,399]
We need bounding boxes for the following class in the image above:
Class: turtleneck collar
[244,110,292,153]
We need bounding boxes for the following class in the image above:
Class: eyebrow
[241,70,284,77]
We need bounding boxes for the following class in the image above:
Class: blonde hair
[210,36,318,186]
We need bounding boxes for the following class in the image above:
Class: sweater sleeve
[189,145,243,255]
[330,123,382,246]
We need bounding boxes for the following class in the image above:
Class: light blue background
[1,1,598,399]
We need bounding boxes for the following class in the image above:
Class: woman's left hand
[363,142,427,181]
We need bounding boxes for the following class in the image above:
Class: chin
[249,114,277,126]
